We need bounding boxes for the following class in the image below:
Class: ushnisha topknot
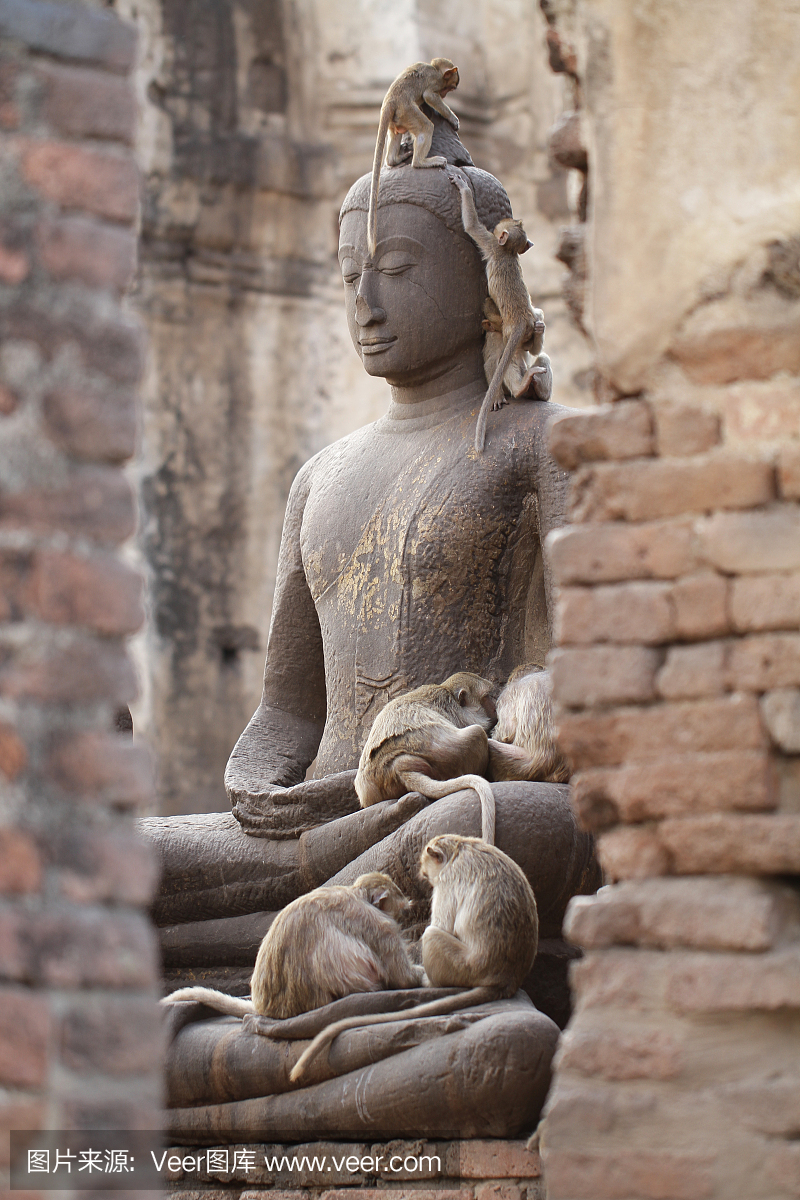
[340,109,513,240]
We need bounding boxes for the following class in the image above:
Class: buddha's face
[338,204,485,384]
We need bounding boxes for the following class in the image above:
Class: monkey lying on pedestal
[160,873,422,1019]
[355,671,498,844]
[289,833,538,1083]
[488,665,569,784]
[368,58,460,255]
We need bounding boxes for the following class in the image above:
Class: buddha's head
[339,123,513,387]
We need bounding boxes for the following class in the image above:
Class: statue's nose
[355,284,386,326]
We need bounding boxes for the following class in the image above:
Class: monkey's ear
[443,68,458,83]
[456,688,469,706]
[497,229,509,246]
[426,844,446,864]
[370,887,392,910]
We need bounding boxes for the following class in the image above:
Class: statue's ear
[497,229,509,246]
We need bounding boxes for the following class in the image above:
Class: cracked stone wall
[114,0,593,814]
[537,2,800,1197]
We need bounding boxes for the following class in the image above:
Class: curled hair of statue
[340,107,513,240]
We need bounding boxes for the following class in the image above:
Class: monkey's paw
[448,114,460,131]
[516,356,552,402]
[446,165,470,190]
[491,395,510,412]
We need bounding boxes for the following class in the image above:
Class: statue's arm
[533,411,571,638]
[225,459,358,836]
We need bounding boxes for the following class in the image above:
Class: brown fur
[288,833,537,1083]
[481,296,551,403]
[449,169,542,451]
[368,58,460,254]
[355,671,498,843]
[487,665,569,784]
[161,873,421,1020]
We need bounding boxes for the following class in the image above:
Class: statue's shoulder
[496,399,574,464]
[289,420,382,494]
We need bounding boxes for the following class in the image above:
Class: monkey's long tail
[475,325,527,453]
[160,986,255,1018]
[368,107,392,257]
[401,770,496,845]
[289,985,499,1083]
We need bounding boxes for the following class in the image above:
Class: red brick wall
[0,0,162,1167]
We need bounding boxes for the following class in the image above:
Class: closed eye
[375,250,415,276]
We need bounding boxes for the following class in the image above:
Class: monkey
[355,671,498,844]
[481,296,552,405]
[486,665,570,784]
[160,873,422,1020]
[368,58,460,254]
[288,833,538,1083]
[448,167,542,452]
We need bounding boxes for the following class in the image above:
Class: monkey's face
[339,203,484,385]
[493,219,532,256]
[420,835,460,884]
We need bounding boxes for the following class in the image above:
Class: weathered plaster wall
[118,0,592,814]
[540,1,800,1196]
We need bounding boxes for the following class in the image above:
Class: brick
[656,641,727,699]
[35,61,136,143]
[551,645,660,708]
[571,750,774,830]
[44,386,137,462]
[36,216,136,290]
[548,401,654,471]
[0,241,29,284]
[0,828,41,894]
[28,549,143,634]
[0,1100,45,1166]
[596,826,670,880]
[655,404,720,456]
[778,443,800,499]
[671,319,800,386]
[696,504,800,573]
[659,813,800,874]
[60,994,162,1075]
[556,693,765,769]
[0,0,136,70]
[556,1024,683,1081]
[51,826,159,905]
[719,1074,800,1137]
[320,1194,471,1200]
[767,1143,800,1196]
[7,305,145,385]
[555,582,673,645]
[569,455,773,523]
[667,948,800,1013]
[20,140,138,224]
[0,467,135,545]
[724,377,800,447]
[47,731,152,807]
[457,1141,541,1179]
[761,689,800,753]
[546,519,697,586]
[0,720,27,779]
[0,987,50,1087]
[670,571,729,639]
[731,571,800,632]
[729,633,800,690]
[0,383,18,415]
[4,906,158,988]
[569,949,669,1011]
[0,635,137,704]
[542,1149,714,1200]
[564,877,799,952]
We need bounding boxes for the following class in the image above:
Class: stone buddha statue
[143,114,600,1142]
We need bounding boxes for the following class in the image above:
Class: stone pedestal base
[166,1138,544,1200]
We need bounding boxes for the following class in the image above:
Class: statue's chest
[300,445,520,611]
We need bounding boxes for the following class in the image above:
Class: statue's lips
[359,337,397,355]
